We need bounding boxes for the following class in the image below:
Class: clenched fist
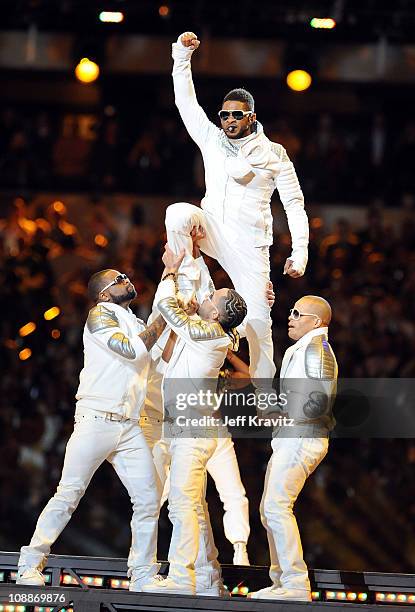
[180,31,200,50]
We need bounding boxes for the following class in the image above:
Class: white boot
[233,542,250,565]
[16,567,45,586]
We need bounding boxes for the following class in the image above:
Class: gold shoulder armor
[158,297,188,327]
[107,332,136,360]
[188,320,227,341]
[87,305,119,334]
[305,335,337,380]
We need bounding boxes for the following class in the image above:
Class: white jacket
[76,302,151,419]
[156,278,231,428]
[172,35,309,274]
[277,327,338,437]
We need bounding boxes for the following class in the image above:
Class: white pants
[140,410,250,545]
[19,408,159,584]
[260,437,328,590]
[166,436,220,591]
[165,202,276,381]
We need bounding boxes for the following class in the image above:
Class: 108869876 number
[9,592,67,603]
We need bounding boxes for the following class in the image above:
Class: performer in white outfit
[140,229,267,566]
[142,246,248,596]
[16,270,168,592]
[168,31,309,384]
[249,295,338,602]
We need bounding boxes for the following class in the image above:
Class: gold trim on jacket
[107,332,136,360]
[87,305,119,334]
[305,335,336,380]
[158,297,227,341]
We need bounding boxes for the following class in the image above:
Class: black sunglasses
[218,110,253,121]
[101,273,130,293]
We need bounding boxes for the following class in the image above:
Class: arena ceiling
[2,0,415,43]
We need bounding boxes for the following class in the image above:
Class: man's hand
[283,258,302,278]
[162,244,185,273]
[266,280,275,307]
[180,32,200,50]
[190,225,205,258]
[184,296,199,316]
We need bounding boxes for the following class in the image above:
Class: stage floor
[1,551,413,611]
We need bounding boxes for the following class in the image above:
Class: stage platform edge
[1,551,413,611]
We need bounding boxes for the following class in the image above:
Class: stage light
[358,593,368,601]
[18,218,37,235]
[159,5,170,17]
[19,348,32,361]
[19,322,36,337]
[110,578,130,589]
[82,576,104,587]
[51,329,61,339]
[52,201,66,214]
[75,58,100,83]
[310,17,336,29]
[311,591,321,600]
[346,592,357,600]
[62,574,77,585]
[0,606,27,611]
[286,69,312,92]
[99,11,124,23]
[36,218,51,232]
[58,220,77,236]
[44,307,61,321]
[94,234,108,247]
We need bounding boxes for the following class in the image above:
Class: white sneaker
[249,586,311,601]
[16,567,45,586]
[141,576,195,595]
[247,585,279,599]
[233,542,250,566]
[130,573,165,592]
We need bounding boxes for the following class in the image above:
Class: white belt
[77,409,134,423]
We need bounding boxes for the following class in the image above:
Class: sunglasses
[289,308,320,321]
[100,273,130,294]
[218,110,253,121]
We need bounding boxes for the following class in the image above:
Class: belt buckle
[109,413,122,422]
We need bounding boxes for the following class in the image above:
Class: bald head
[297,295,332,326]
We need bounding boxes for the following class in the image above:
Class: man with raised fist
[168,31,309,387]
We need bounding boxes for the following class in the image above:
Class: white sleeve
[194,255,215,302]
[172,34,219,149]
[274,147,309,275]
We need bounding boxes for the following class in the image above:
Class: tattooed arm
[138,314,167,352]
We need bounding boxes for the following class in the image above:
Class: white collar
[291,326,329,350]
[226,121,264,146]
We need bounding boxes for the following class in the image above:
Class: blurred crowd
[1,104,415,205]
[1,190,414,573]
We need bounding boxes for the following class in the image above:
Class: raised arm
[87,305,165,363]
[157,246,228,346]
[172,31,218,148]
